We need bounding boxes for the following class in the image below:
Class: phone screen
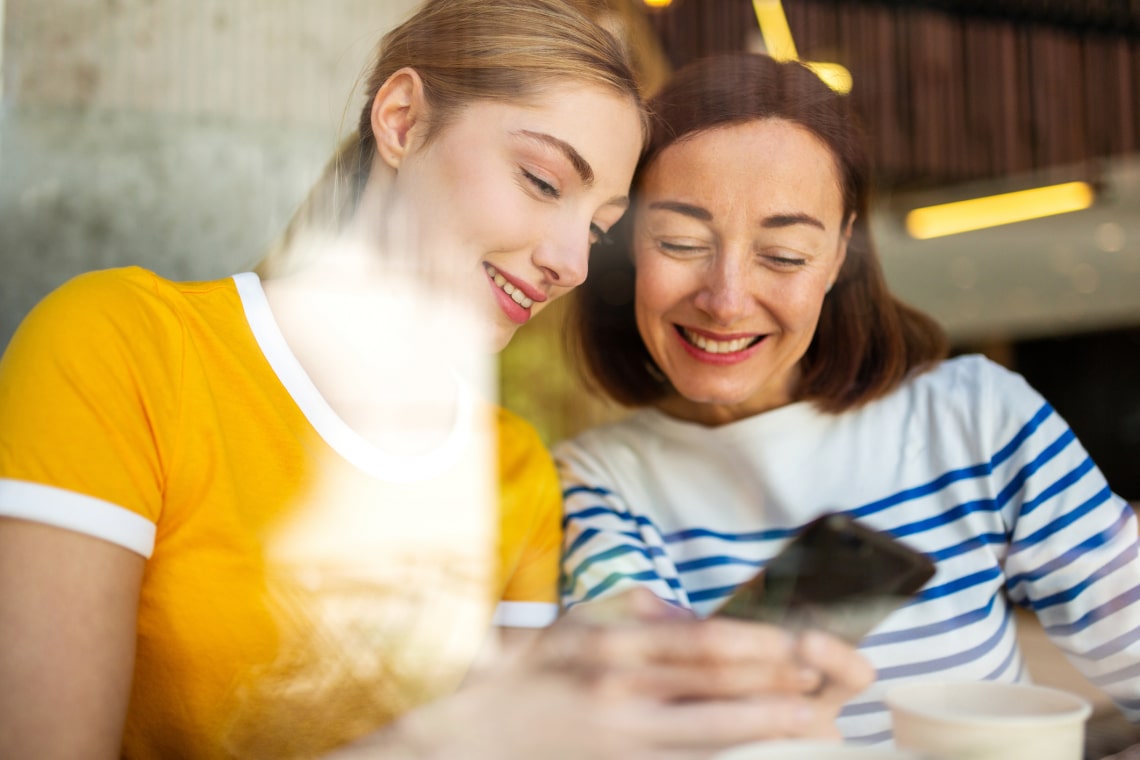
[714,513,936,643]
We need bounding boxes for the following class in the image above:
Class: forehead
[446,83,641,141]
[442,84,643,176]
[640,118,845,223]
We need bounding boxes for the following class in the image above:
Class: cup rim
[885,681,1093,726]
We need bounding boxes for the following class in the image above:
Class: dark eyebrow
[648,202,826,231]
[515,130,594,185]
[762,213,825,231]
[647,200,712,221]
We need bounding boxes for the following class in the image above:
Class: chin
[489,329,519,354]
[675,384,750,406]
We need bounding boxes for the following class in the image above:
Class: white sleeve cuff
[492,600,559,628]
[0,479,156,558]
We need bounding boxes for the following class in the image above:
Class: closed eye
[522,168,560,199]
[764,254,807,267]
[658,241,707,254]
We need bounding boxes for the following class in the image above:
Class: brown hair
[257,0,646,277]
[571,53,947,413]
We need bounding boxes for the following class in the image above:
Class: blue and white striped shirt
[556,355,1140,743]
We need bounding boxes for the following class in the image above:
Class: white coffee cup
[886,681,1092,760]
[714,740,928,759]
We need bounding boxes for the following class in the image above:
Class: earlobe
[370,67,426,170]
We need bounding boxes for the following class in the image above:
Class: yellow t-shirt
[0,267,561,758]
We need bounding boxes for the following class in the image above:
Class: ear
[370,67,426,170]
[829,212,855,291]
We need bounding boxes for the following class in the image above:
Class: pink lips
[485,264,547,326]
[674,325,765,366]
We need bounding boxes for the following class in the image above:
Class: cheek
[766,278,829,332]
[634,260,697,361]
[633,251,690,315]
[451,181,528,240]
[633,262,675,333]
[408,155,530,246]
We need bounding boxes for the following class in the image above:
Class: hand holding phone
[713,513,936,644]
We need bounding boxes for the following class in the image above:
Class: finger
[796,630,876,703]
[578,617,800,669]
[591,660,821,702]
[637,695,841,748]
[627,588,697,622]
[566,588,694,625]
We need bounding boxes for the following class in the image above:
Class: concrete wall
[1,0,420,348]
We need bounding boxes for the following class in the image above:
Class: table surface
[1013,607,1140,759]
[1085,707,1140,759]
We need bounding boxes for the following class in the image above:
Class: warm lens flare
[805,62,853,95]
[905,182,1095,240]
[752,0,852,94]
[752,0,798,60]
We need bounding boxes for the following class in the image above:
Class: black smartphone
[713,512,936,644]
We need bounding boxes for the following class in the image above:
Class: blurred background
[2,0,1138,500]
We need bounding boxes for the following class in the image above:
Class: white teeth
[485,265,534,309]
[682,328,756,354]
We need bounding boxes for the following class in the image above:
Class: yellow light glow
[905,182,1095,240]
[642,0,672,6]
[805,62,852,95]
[752,0,852,94]
[752,0,798,60]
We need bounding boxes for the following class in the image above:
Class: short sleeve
[492,409,561,627]
[0,268,182,556]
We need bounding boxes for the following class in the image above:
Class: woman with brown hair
[0,4,873,757]
[560,51,1140,744]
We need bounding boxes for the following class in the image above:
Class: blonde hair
[257,0,646,277]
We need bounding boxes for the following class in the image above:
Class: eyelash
[658,241,705,255]
[656,241,807,268]
[522,168,560,199]
[765,254,807,267]
[524,168,613,246]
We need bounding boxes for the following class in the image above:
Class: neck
[655,375,800,427]
[260,250,493,456]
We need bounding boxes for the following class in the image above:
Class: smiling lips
[676,325,764,364]
[485,263,546,325]
[486,264,535,308]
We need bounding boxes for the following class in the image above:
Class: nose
[532,215,591,289]
[693,251,753,326]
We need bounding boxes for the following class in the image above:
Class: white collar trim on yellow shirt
[231,272,479,483]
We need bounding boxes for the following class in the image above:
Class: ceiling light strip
[752,0,799,60]
[905,181,1094,240]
